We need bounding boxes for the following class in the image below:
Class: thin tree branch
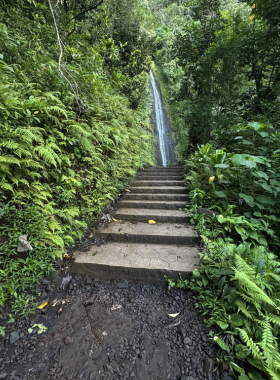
[47,0,81,110]
[71,0,104,21]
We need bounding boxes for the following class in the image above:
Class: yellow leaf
[119,193,121,196]
[38,302,48,309]
[148,220,156,224]
[63,253,71,259]
[209,176,215,184]
[112,217,123,222]
[252,3,256,8]
[250,15,255,20]
[125,189,131,192]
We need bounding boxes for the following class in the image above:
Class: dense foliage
[0,0,155,309]
[150,0,280,157]
[156,0,280,379]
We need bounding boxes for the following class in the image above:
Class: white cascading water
[150,71,167,167]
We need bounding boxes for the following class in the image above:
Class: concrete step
[112,208,189,223]
[122,193,189,201]
[141,167,183,171]
[139,171,184,175]
[129,187,186,194]
[92,222,199,245]
[118,200,186,210]
[72,243,200,284]
[131,181,185,187]
[136,175,184,181]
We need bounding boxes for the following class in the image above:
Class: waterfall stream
[150,71,176,167]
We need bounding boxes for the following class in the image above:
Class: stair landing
[73,167,200,284]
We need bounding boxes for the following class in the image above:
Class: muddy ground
[0,272,235,380]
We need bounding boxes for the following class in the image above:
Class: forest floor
[0,273,231,380]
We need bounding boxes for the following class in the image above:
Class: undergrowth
[0,0,155,312]
[168,122,280,380]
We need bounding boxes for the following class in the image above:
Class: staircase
[73,167,200,283]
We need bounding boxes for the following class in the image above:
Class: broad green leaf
[248,369,265,380]
[235,344,251,359]
[214,164,230,168]
[253,211,262,217]
[230,313,244,326]
[247,122,261,131]
[216,321,229,330]
[231,361,245,373]
[239,193,254,203]
[254,171,269,180]
[256,195,275,205]
[242,139,252,145]
[214,190,227,198]
[239,374,250,380]
[213,336,230,353]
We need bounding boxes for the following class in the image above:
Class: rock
[84,275,92,285]
[184,337,192,345]
[17,235,33,252]
[10,330,20,344]
[34,283,41,294]
[45,283,52,293]
[64,336,73,345]
[203,358,214,380]
[180,377,192,380]
[173,363,181,380]
[47,271,63,288]
[222,375,234,380]
[0,372,8,379]
[116,279,129,289]
[197,208,214,218]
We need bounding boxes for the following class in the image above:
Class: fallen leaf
[168,312,180,318]
[63,253,71,259]
[38,302,48,309]
[148,220,156,224]
[125,189,131,192]
[113,218,123,222]
[92,251,97,256]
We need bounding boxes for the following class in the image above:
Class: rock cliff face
[150,71,176,167]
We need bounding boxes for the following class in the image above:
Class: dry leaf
[113,218,123,222]
[148,220,156,224]
[63,253,71,259]
[168,312,180,318]
[125,189,131,192]
[38,302,48,309]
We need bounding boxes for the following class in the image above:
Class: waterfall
[150,71,168,167]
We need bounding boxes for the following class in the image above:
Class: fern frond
[236,301,254,320]
[238,328,263,360]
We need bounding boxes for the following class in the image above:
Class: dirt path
[0,275,227,380]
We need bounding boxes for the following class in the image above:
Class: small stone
[84,275,92,285]
[184,337,192,345]
[130,372,135,377]
[203,358,214,380]
[47,271,62,288]
[197,208,214,218]
[10,331,20,344]
[116,279,128,289]
[64,336,73,345]
[222,375,234,380]
[0,372,8,379]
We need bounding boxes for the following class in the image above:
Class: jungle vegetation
[1,0,280,378]
[0,0,155,311]
[153,0,280,378]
